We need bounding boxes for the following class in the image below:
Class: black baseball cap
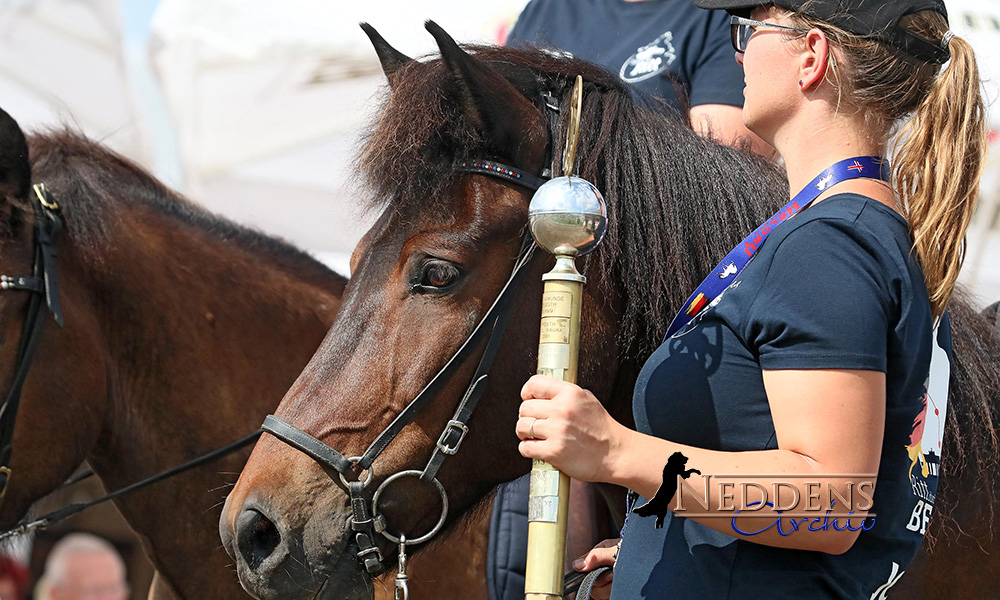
[693,0,951,63]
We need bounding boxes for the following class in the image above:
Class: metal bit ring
[372,470,449,545]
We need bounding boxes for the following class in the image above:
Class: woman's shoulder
[735,194,925,370]
[742,193,922,311]
[777,192,905,233]
[763,193,913,273]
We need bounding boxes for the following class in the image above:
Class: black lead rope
[0,430,262,542]
[570,566,612,599]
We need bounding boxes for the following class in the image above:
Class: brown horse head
[221,22,788,599]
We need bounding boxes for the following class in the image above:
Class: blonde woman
[515,0,984,597]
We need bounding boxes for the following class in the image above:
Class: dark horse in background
[0,110,494,599]
[220,24,1000,600]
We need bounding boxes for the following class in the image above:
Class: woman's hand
[516,375,632,483]
[571,538,619,600]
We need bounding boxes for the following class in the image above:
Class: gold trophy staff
[524,76,608,600]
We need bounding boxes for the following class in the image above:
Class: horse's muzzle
[221,490,374,600]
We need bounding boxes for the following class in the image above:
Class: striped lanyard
[662,156,891,341]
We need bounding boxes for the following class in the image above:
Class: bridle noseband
[0,183,64,503]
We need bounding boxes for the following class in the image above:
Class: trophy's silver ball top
[528,176,607,256]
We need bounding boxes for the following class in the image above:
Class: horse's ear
[0,108,30,202]
[425,20,547,174]
[360,23,413,87]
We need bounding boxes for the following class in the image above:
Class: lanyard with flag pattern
[663,156,891,341]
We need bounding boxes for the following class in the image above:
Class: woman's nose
[735,51,745,66]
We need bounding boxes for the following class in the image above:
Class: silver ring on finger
[528,417,538,439]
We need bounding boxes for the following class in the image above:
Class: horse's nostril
[236,508,283,571]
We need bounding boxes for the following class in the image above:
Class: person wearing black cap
[514,0,985,598]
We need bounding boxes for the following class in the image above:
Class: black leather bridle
[0,183,64,503]
[261,159,550,576]
[257,85,603,597]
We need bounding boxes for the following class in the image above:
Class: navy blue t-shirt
[612,194,952,599]
[506,0,745,111]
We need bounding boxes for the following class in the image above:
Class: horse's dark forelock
[23,128,338,282]
[358,44,788,358]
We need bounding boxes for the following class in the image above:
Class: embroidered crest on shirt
[620,31,677,83]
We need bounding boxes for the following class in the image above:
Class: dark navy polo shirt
[506,0,745,111]
[612,194,951,599]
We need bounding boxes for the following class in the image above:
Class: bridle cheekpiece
[0,183,64,503]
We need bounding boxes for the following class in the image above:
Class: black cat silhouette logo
[632,452,701,528]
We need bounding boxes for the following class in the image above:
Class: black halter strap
[262,161,545,479]
[0,184,64,502]
[260,160,546,575]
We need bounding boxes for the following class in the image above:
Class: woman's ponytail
[893,34,987,319]
[789,6,987,319]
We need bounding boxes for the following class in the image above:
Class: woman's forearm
[517,374,880,554]
[610,428,874,554]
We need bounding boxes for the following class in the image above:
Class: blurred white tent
[949,0,1000,297]
[951,0,1000,123]
[0,0,996,294]
[150,0,525,183]
[0,0,529,272]
[0,1,136,153]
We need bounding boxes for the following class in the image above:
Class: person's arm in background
[691,103,776,159]
[688,9,776,159]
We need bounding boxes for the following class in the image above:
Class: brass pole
[524,255,584,600]
[525,76,600,600]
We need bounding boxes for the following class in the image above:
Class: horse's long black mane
[360,44,1000,543]
[25,129,341,284]
[360,45,787,359]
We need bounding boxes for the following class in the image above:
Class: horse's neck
[84,204,341,471]
[71,205,342,597]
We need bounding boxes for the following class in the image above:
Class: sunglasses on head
[730,16,809,53]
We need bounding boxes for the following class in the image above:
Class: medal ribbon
[663,156,891,340]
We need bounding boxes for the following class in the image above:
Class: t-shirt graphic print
[620,31,677,83]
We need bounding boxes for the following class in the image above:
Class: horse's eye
[416,260,462,291]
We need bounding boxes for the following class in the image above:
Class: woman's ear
[799,28,832,91]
